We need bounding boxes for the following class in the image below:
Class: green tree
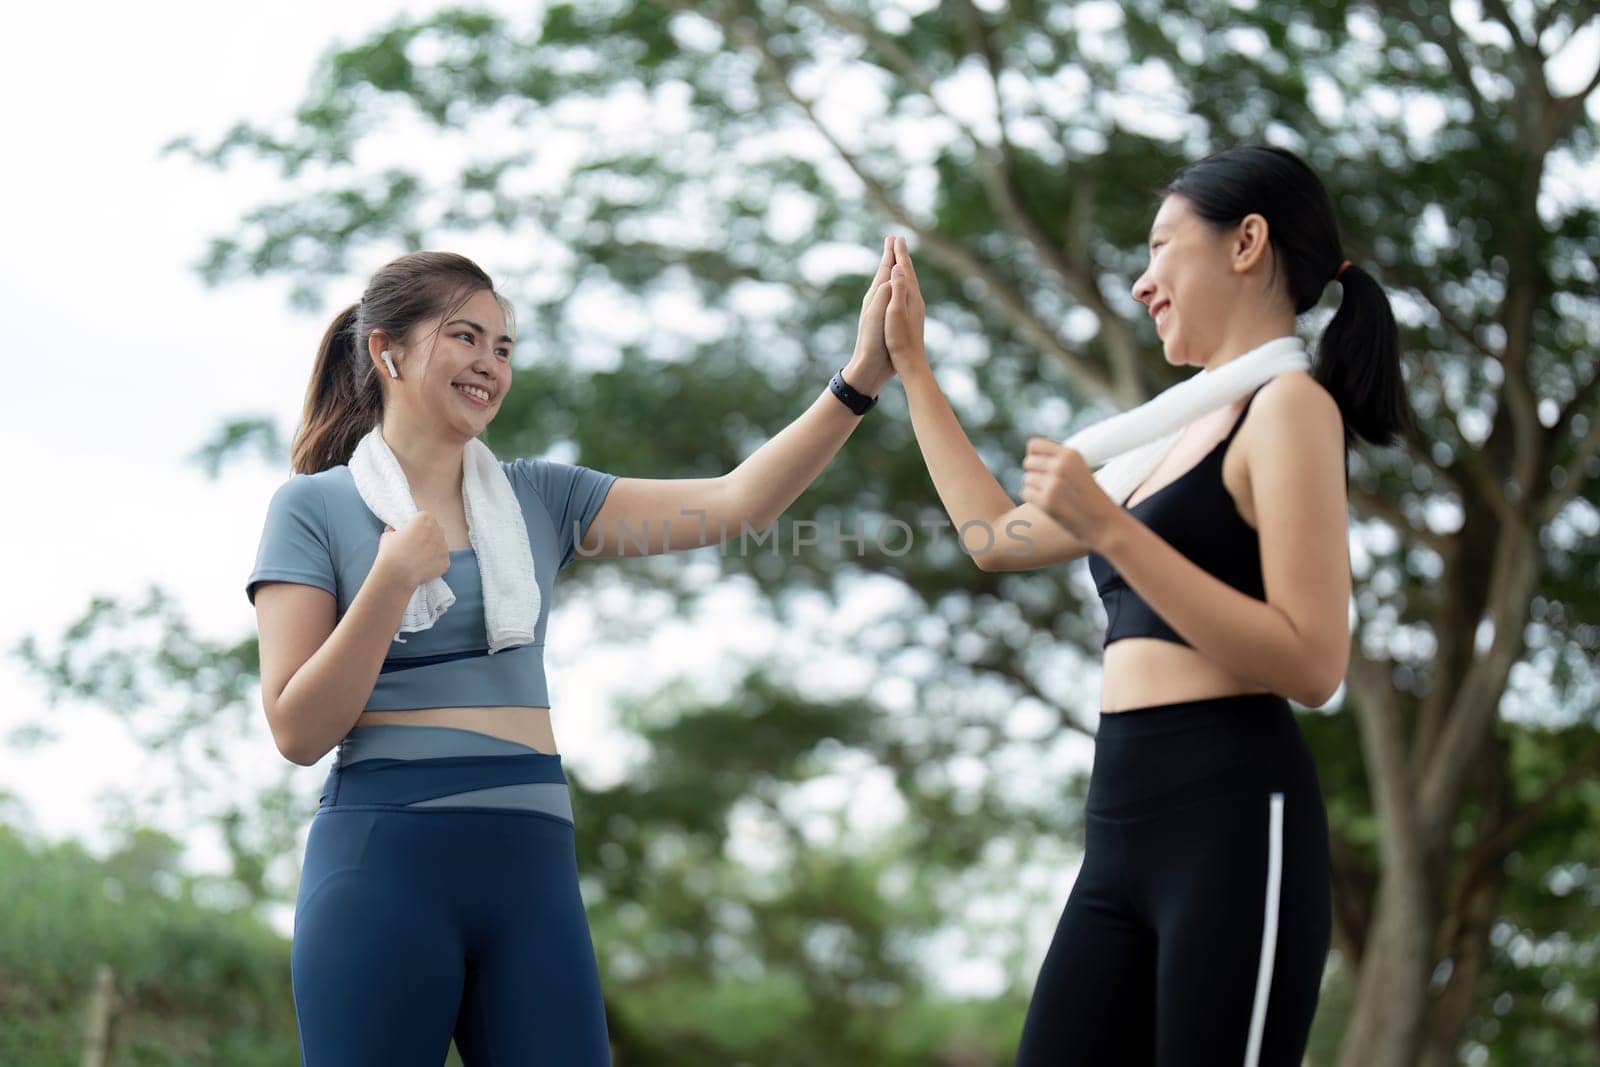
[0,821,298,1065]
[16,1,1598,1063]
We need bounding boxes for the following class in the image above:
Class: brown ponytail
[290,302,380,474]
[287,251,506,474]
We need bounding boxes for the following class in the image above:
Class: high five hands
[884,236,927,380]
[848,237,900,394]
[850,235,931,390]
[876,234,1122,551]
[849,234,935,394]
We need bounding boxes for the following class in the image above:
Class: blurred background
[3,1,1597,1064]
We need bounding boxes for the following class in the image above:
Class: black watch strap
[829,368,877,415]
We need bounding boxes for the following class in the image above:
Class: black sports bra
[1086,388,1266,649]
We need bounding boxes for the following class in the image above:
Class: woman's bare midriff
[354,706,559,754]
[1097,398,1272,714]
[1099,641,1270,713]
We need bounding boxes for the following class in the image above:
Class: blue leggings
[291,726,610,1066]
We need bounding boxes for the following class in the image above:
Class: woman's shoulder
[1240,371,1347,477]
[282,465,353,506]
[277,464,350,489]
[1249,371,1341,435]
[265,466,365,538]
[268,467,337,506]
[501,455,614,493]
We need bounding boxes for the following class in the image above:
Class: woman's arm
[885,237,1090,572]
[1031,373,1351,706]
[574,238,898,559]
[255,559,418,766]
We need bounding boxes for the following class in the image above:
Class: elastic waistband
[1095,691,1291,740]
[337,723,555,763]
[1085,692,1314,819]
[321,725,572,823]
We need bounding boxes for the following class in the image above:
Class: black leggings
[1016,693,1331,1067]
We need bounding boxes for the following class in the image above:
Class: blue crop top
[1085,388,1266,650]
[245,458,617,711]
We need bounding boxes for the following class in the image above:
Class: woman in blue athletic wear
[881,145,1413,1065]
[246,244,899,1065]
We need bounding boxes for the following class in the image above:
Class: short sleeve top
[245,458,617,710]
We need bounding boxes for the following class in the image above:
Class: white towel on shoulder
[349,425,540,654]
[1065,334,1311,506]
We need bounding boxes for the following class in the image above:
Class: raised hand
[843,236,898,396]
[885,236,929,380]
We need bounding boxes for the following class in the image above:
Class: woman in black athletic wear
[881,145,1412,1065]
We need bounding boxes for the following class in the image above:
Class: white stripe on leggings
[1243,792,1285,1067]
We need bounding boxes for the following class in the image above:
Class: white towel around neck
[348,425,539,653]
[1066,334,1311,506]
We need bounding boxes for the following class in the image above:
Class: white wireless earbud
[381,350,398,379]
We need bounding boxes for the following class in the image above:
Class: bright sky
[0,0,494,881]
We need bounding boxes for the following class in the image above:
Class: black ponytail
[1315,262,1413,447]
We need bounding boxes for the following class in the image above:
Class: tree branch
[1503,359,1547,513]
[1551,362,1600,451]
[1348,481,1450,557]
[969,651,1097,740]
[698,1,1116,400]
[1329,824,1378,968]
[1532,3,1560,40]
[1478,0,1547,86]
[1548,59,1600,150]
[1346,233,1500,365]
[1400,349,1526,535]
[810,0,1146,404]
[1457,737,1600,892]
[1342,235,1525,526]
[1417,523,1541,837]
[955,0,1145,403]
[1394,357,1518,531]
[1346,645,1425,881]
[1538,369,1600,525]
[1377,0,1492,131]
[1427,742,1513,1061]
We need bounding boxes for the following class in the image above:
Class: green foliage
[569,670,1060,1062]
[0,823,296,1065]
[1466,727,1600,1065]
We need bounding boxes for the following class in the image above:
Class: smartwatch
[829,368,877,415]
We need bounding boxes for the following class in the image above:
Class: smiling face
[1130,194,1275,369]
[372,286,514,436]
